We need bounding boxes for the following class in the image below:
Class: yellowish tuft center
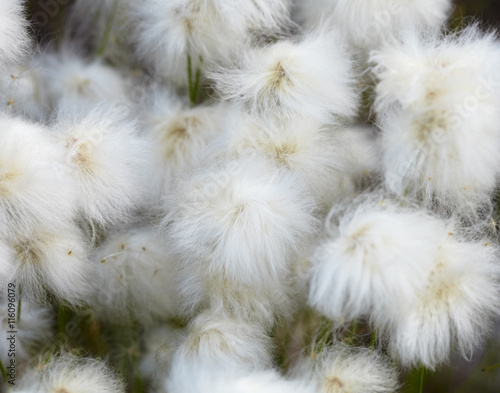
[324,376,345,393]
[269,61,292,90]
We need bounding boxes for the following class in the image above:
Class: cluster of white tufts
[1,1,500,393]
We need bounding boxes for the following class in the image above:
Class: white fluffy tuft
[131,0,292,83]
[296,0,451,50]
[295,343,399,393]
[0,63,46,121]
[0,0,30,66]
[52,104,152,228]
[0,115,77,238]
[163,157,317,325]
[173,310,273,370]
[93,226,179,325]
[141,87,227,197]
[163,357,317,393]
[213,115,378,212]
[23,352,125,393]
[372,26,500,213]
[37,49,130,112]
[8,222,93,306]
[308,196,447,322]
[209,27,358,125]
[382,233,500,369]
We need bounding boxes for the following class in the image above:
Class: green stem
[97,0,119,57]
[482,363,500,372]
[187,54,193,98]
[187,54,202,106]
[418,366,425,393]
[315,319,331,355]
[369,328,376,349]
[0,359,8,383]
[193,66,201,103]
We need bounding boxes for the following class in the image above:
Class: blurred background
[23,0,500,392]
[25,0,500,39]
[454,0,500,25]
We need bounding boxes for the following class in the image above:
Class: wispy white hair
[0,0,30,66]
[52,103,152,229]
[372,25,500,215]
[209,26,358,125]
[131,0,292,83]
[295,0,451,50]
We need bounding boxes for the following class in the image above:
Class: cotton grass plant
[1,1,500,392]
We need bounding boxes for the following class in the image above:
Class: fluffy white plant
[0,115,77,238]
[8,221,93,306]
[93,226,178,325]
[131,0,292,83]
[37,49,131,112]
[0,63,45,120]
[2,1,500,391]
[295,0,451,51]
[0,0,30,66]
[52,104,152,229]
[381,232,500,369]
[163,358,318,393]
[212,114,378,212]
[172,310,274,370]
[209,27,358,125]
[372,26,500,213]
[294,343,399,393]
[18,353,125,393]
[141,87,227,197]
[163,156,317,326]
[308,196,447,322]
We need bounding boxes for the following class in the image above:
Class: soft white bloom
[163,157,317,325]
[0,63,46,121]
[308,197,447,322]
[382,234,500,369]
[23,353,125,393]
[8,221,93,306]
[209,27,357,125]
[37,49,130,112]
[164,156,317,284]
[213,115,377,212]
[0,0,30,66]
[0,301,53,370]
[0,115,77,238]
[141,87,227,197]
[163,355,317,393]
[173,311,273,369]
[52,104,152,228]
[371,26,500,213]
[131,0,292,83]
[93,226,178,325]
[294,343,398,393]
[296,0,451,50]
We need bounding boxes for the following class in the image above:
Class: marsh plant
[1,0,500,392]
